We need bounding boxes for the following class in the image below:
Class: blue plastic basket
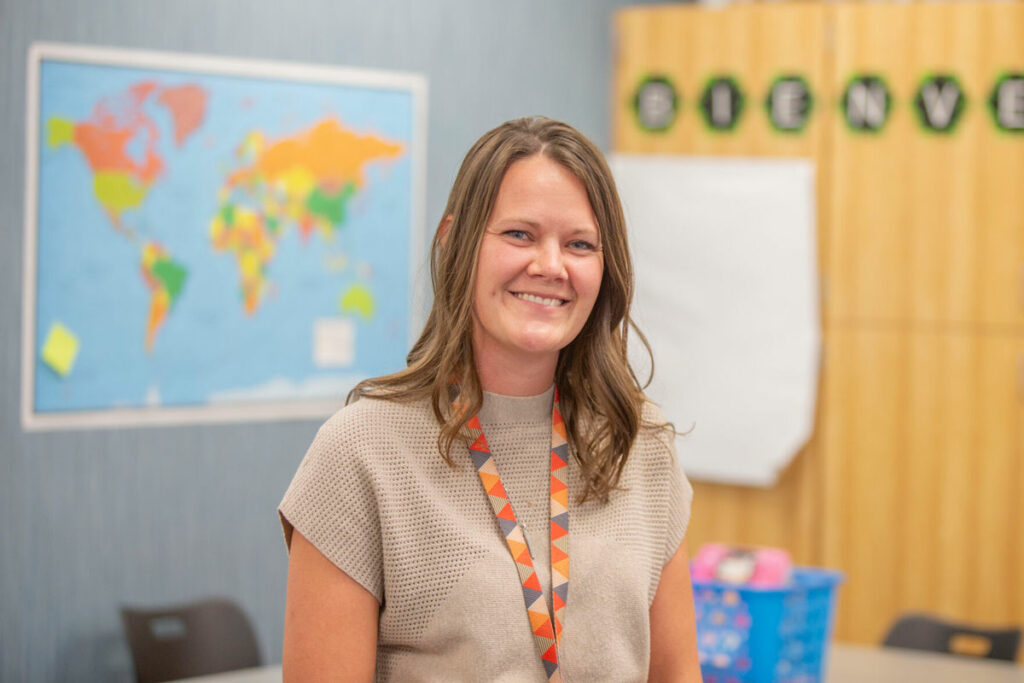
[692,567,844,683]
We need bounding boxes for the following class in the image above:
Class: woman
[279,117,700,682]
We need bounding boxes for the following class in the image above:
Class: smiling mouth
[512,292,568,307]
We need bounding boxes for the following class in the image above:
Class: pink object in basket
[691,543,792,587]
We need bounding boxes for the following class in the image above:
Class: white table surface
[827,643,1023,682]
[171,643,1024,682]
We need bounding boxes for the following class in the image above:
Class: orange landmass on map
[73,121,163,185]
[72,80,164,184]
[157,85,209,146]
[230,118,404,188]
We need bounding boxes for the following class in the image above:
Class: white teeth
[514,292,566,307]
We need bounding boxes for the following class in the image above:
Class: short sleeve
[639,401,696,568]
[663,445,694,566]
[278,415,384,602]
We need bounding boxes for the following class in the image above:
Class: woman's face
[471,154,604,372]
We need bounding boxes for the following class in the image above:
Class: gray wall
[0,0,645,679]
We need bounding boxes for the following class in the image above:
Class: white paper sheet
[611,154,820,486]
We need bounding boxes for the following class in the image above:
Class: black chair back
[883,613,1021,662]
[120,598,261,683]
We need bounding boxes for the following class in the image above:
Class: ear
[438,215,454,244]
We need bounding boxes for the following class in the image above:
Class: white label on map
[313,318,355,368]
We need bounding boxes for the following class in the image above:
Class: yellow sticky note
[41,322,80,377]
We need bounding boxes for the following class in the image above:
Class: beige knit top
[279,386,693,682]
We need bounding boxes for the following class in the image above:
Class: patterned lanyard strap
[460,389,570,683]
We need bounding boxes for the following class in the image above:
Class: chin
[510,334,566,357]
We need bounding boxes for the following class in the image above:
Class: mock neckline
[478,384,555,425]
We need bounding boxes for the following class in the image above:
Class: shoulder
[305,394,440,466]
[634,399,676,461]
[640,398,670,426]
[317,393,438,440]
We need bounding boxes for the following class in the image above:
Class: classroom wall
[0,1,648,679]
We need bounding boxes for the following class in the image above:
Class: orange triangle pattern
[462,391,569,681]
[490,480,509,499]
[529,609,550,632]
[552,558,570,578]
[553,419,568,442]
[506,526,527,547]
[533,617,555,640]
[479,471,500,493]
[516,561,535,585]
[507,538,529,559]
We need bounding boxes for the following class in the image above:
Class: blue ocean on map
[33,58,417,415]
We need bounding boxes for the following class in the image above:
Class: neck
[474,347,557,397]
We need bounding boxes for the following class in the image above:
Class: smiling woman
[278,117,701,682]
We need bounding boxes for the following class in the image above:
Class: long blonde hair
[349,116,662,503]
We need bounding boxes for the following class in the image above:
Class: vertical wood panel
[906,3,981,327]
[828,2,915,324]
[686,6,757,157]
[821,327,909,642]
[1017,343,1024,632]
[969,336,1024,624]
[823,328,1024,644]
[614,7,702,155]
[977,2,1024,329]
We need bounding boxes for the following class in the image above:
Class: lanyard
[461,389,570,683]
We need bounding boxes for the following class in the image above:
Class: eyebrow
[496,217,541,228]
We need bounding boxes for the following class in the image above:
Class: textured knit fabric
[278,386,693,682]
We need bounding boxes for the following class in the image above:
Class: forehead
[489,155,599,231]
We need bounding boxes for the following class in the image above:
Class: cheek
[470,251,494,307]
[579,261,604,303]
[473,243,510,297]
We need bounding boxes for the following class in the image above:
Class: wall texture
[0,1,642,679]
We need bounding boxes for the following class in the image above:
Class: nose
[527,238,568,280]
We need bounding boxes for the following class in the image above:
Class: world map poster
[22,43,426,429]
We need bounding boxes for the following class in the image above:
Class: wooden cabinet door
[827,2,1024,328]
[821,327,1024,645]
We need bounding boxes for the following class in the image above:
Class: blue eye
[569,239,598,251]
[504,229,530,240]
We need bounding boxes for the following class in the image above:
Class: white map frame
[21,42,428,430]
